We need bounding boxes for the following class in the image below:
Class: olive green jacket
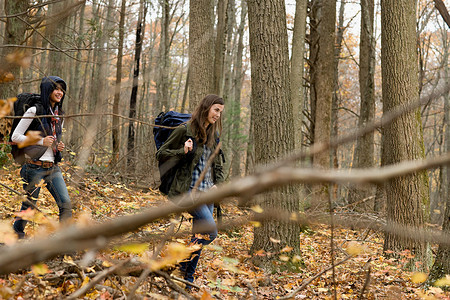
[156,123,225,198]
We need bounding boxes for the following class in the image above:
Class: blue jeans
[13,163,72,237]
[180,203,217,283]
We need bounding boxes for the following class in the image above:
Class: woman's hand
[184,138,193,154]
[42,136,55,147]
[57,141,65,151]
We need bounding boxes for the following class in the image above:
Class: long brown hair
[190,94,224,147]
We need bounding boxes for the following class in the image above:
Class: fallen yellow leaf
[411,272,428,284]
[251,205,263,213]
[32,263,49,275]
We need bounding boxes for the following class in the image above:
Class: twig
[169,274,200,289]
[0,182,53,222]
[154,270,196,300]
[244,280,257,299]
[127,222,177,299]
[358,258,372,300]
[127,268,151,300]
[66,259,129,300]
[0,181,22,195]
[278,256,352,300]
[328,184,337,300]
[11,274,30,298]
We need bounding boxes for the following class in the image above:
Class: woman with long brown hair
[156,94,225,288]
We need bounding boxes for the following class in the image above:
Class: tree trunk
[310,0,336,210]
[428,23,450,284]
[157,0,171,111]
[68,2,85,148]
[230,1,246,178]
[348,0,376,209]
[189,0,214,108]
[213,0,227,96]
[46,0,75,75]
[290,0,307,154]
[127,0,146,170]
[331,0,345,200]
[247,0,301,271]
[0,0,29,99]
[381,0,430,269]
[221,0,236,179]
[112,0,126,166]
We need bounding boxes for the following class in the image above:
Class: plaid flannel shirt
[190,145,214,192]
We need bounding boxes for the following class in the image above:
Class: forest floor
[0,163,449,299]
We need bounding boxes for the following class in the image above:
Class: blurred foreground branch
[1,152,450,274]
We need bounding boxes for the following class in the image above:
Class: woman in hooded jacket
[12,76,72,239]
[156,94,225,288]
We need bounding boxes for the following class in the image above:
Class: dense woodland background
[0,0,450,298]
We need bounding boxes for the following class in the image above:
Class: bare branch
[66,259,130,300]
[434,0,450,28]
[1,152,450,274]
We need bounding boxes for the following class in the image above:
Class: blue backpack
[153,111,192,194]
[153,111,191,150]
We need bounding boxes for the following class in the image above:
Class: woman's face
[205,103,224,126]
[50,85,64,106]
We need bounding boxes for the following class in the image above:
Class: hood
[40,76,67,113]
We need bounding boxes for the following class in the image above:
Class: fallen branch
[358,258,372,300]
[155,270,196,299]
[278,256,352,299]
[66,259,130,300]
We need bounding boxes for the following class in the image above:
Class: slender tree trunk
[221,0,236,179]
[381,0,430,269]
[330,0,345,200]
[311,0,336,210]
[157,0,171,111]
[189,0,214,108]
[428,22,450,284]
[290,0,307,154]
[112,0,126,166]
[247,0,301,271]
[348,0,376,209]
[47,0,75,75]
[213,0,227,96]
[230,1,246,178]
[127,0,146,170]
[181,67,189,112]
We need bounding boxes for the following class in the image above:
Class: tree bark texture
[46,0,75,75]
[112,0,126,166]
[381,0,430,268]
[230,1,246,178]
[428,28,450,283]
[127,0,146,169]
[189,0,215,109]
[0,0,29,99]
[157,0,171,111]
[247,0,301,270]
[213,0,227,96]
[427,158,450,284]
[310,0,336,209]
[348,0,376,208]
[290,0,307,153]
